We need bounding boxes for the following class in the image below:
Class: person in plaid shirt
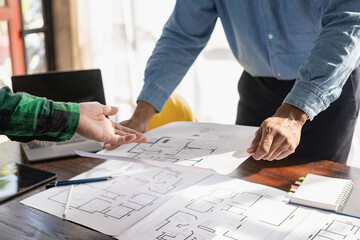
[0,86,146,145]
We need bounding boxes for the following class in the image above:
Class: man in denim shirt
[111,1,360,163]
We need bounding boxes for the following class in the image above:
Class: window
[0,0,24,86]
[0,0,54,87]
[20,0,54,74]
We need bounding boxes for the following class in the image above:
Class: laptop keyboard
[27,134,87,150]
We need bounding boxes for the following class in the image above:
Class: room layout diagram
[311,220,360,240]
[140,191,360,240]
[119,175,360,240]
[93,122,258,174]
[22,160,360,239]
[151,190,296,239]
[125,135,219,166]
[47,168,184,220]
[120,186,305,240]
[20,160,211,236]
[120,123,237,168]
[283,213,360,240]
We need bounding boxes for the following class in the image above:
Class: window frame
[0,0,25,75]
[19,0,55,73]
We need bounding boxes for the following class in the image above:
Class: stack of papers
[77,121,258,174]
[21,160,360,239]
[20,122,360,239]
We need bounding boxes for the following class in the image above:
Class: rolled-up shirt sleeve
[137,0,218,112]
[0,87,79,142]
[284,0,360,120]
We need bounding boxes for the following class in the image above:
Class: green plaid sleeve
[0,87,80,142]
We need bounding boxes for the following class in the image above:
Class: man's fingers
[115,128,147,142]
[104,143,117,150]
[273,148,291,160]
[107,133,134,145]
[103,129,147,150]
[262,136,284,160]
[124,134,137,143]
[252,132,274,160]
[103,105,118,116]
[116,124,140,134]
[247,129,262,154]
[116,124,147,142]
[134,134,147,143]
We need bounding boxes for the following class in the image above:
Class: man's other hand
[77,102,146,147]
[247,103,308,161]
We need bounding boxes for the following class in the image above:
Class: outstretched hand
[76,102,146,147]
[247,103,308,161]
[104,101,156,150]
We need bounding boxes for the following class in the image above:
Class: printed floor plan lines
[21,160,360,239]
[128,186,300,240]
[21,160,211,236]
[47,168,190,220]
[126,136,218,166]
[311,220,360,240]
[83,122,259,174]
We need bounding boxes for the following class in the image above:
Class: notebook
[11,69,105,162]
[289,173,360,218]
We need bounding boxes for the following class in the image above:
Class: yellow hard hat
[148,93,198,131]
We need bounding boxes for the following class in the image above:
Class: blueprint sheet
[117,174,360,240]
[21,160,360,239]
[77,122,258,175]
[20,160,211,236]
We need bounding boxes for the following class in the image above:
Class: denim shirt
[138,0,360,120]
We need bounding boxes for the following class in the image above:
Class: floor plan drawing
[21,160,211,236]
[118,175,308,240]
[94,122,258,174]
[48,182,161,220]
[134,189,298,240]
[47,167,186,220]
[118,175,360,240]
[126,136,218,166]
[22,160,360,239]
[313,220,360,240]
[284,212,360,240]
[136,191,298,239]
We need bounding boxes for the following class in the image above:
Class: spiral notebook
[289,173,360,219]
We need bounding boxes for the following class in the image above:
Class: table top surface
[1,140,359,239]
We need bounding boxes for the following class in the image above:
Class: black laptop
[11,69,105,162]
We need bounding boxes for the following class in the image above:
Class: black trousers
[236,69,360,164]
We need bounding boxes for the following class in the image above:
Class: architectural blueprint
[283,211,360,240]
[79,122,258,174]
[21,160,360,239]
[21,160,211,236]
[118,174,360,240]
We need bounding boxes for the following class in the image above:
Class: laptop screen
[11,69,106,104]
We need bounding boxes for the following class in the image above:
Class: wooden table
[1,140,359,239]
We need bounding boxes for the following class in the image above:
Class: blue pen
[45,176,114,189]
[288,201,360,220]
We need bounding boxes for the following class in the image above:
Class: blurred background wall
[1,0,359,167]
[62,0,242,125]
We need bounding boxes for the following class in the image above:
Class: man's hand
[77,102,146,147]
[247,103,308,161]
[104,101,156,150]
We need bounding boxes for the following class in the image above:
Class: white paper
[21,160,360,239]
[21,160,211,236]
[283,211,360,240]
[117,174,305,239]
[0,135,9,144]
[78,122,258,175]
[117,175,360,240]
